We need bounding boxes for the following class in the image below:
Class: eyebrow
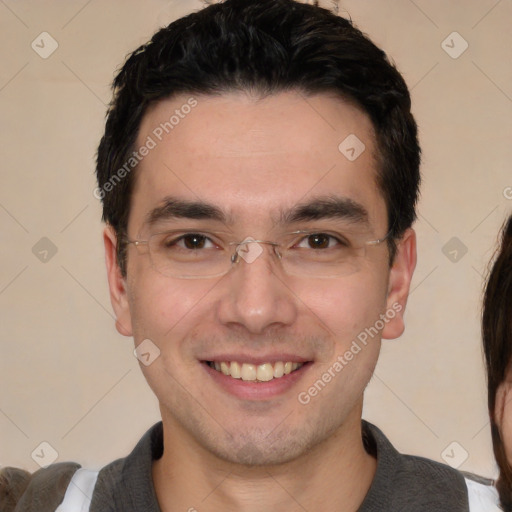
[281,196,370,226]
[145,197,229,227]
[144,195,370,228]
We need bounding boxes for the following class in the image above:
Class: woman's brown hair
[483,214,512,510]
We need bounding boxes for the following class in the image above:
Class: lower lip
[202,362,312,400]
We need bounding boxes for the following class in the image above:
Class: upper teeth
[211,361,303,381]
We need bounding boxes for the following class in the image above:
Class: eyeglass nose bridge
[230,238,282,266]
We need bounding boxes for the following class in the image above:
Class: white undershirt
[465,477,502,511]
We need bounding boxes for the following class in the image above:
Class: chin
[198,419,332,467]
[211,438,306,467]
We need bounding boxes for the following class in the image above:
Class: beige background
[1,0,511,479]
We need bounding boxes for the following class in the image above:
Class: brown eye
[181,234,208,249]
[307,233,331,249]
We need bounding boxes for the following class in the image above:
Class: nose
[216,240,298,334]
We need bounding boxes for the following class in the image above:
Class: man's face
[106,91,415,465]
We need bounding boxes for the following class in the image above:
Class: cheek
[127,269,213,344]
[126,275,216,399]
[292,268,389,338]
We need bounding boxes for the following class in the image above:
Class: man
[0,0,498,510]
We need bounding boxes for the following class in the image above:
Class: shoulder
[0,462,80,512]
[365,422,469,493]
[362,422,472,510]
[389,455,501,511]
[464,474,501,511]
[399,451,466,482]
[0,423,162,512]
[90,422,163,510]
[396,452,470,499]
[0,467,31,510]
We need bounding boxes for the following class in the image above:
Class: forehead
[129,91,385,232]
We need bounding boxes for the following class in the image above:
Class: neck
[152,410,376,512]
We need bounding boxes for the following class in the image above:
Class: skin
[104,91,416,512]
[496,376,512,464]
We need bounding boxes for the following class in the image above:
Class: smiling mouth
[205,361,307,382]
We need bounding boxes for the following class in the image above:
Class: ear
[104,225,133,337]
[382,228,417,340]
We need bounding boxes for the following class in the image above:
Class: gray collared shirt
[5,421,473,511]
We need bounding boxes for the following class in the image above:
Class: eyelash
[163,232,349,250]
